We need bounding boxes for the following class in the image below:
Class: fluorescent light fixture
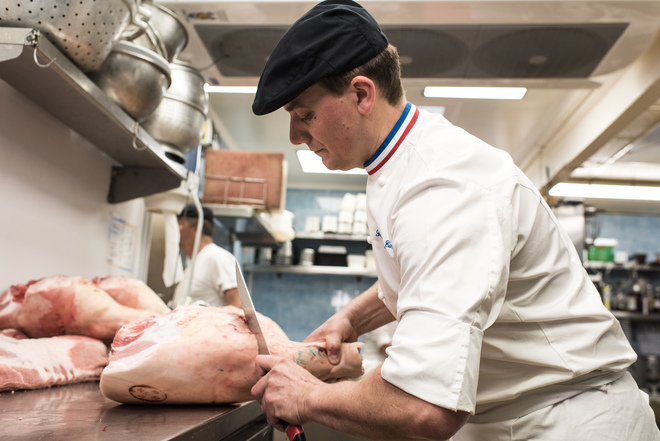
[418,105,446,115]
[204,85,258,94]
[423,86,527,100]
[296,150,367,175]
[549,183,660,201]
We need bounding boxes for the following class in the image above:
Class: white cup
[322,215,338,233]
[300,248,315,266]
[304,216,321,232]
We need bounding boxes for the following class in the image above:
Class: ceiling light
[423,86,527,100]
[417,106,445,115]
[549,183,660,201]
[296,150,367,175]
[204,85,257,94]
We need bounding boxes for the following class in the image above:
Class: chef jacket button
[377,177,386,186]
[367,235,372,244]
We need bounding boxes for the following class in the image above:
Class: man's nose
[289,119,311,145]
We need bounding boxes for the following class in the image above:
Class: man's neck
[184,236,213,259]
[197,236,213,252]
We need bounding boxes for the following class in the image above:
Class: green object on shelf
[588,245,614,262]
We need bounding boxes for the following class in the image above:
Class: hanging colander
[0,0,146,71]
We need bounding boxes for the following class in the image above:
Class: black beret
[179,204,214,222]
[252,0,388,115]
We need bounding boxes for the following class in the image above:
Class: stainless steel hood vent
[384,23,627,79]
[160,1,660,88]
[194,25,286,78]
[195,23,627,80]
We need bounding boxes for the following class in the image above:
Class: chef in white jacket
[172,205,241,308]
[248,1,660,440]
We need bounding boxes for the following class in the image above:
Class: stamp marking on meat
[129,385,167,402]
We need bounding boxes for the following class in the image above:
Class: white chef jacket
[365,102,637,420]
[173,243,238,307]
[361,321,397,375]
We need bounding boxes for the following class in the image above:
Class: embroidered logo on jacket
[373,230,392,249]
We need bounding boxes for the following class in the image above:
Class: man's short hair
[178,204,215,237]
[318,44,404,105]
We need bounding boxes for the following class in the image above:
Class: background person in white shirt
[247,1,660,440]
[172,204,241,308]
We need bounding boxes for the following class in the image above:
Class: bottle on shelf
[601,284,612,310]
[642,284,654,315]
[626,284,641,312]
[614,284,627,311]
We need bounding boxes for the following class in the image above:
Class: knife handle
[283,421,306,441]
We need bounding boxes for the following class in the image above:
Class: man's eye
[300,113,313,123]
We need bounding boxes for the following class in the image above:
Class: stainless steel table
[0,382,264,441]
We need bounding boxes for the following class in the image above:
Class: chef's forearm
[303,366,467,440]
[343,281,395,336]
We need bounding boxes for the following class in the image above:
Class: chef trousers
[452,372,659,441]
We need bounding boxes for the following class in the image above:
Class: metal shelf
[612,310,660,322]
[584,261,660,272]
[0,28,188,203]
[245,263,377,278]
[295,232,369,242]
[207,204,279,247]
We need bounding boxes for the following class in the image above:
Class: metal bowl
[0,0,144,71]
[131,1,188,63]
[141,96,206,153]
[167,61,208,114]
[89,41,172,121]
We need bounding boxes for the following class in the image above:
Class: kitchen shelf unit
[0,27,188,203]
[584,261,660,273]
[244,263,377,278]
[295,231,369,242]
[237,230,376,278]
[612,311,660,323]
[207,204,280,247]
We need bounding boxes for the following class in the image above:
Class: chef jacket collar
[364,102,419,175]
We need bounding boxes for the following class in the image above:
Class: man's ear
[351,75,376,115]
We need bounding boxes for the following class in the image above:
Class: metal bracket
[108,166,183,204]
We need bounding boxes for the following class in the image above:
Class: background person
[172,204,240,308]
[247,1,660,440]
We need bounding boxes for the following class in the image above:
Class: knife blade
[234,261,306,441]
[235,261,270,355]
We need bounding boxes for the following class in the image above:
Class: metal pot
[140,61,208,153]
[89,41,171,121]
[130,2,188,63]
[167,61,208,114]
[0,0,146,72]
[140,96,207,153]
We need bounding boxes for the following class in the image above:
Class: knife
[235,261,306,441]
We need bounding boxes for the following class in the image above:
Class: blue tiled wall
[248,188,376,342]
[250,273,377,342]
[597,213,660,262]
[285,188,365,232]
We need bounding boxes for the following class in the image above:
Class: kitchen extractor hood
[157,1,660,87]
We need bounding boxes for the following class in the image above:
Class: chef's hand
[251,354,322,430]
[304,314,358,366]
